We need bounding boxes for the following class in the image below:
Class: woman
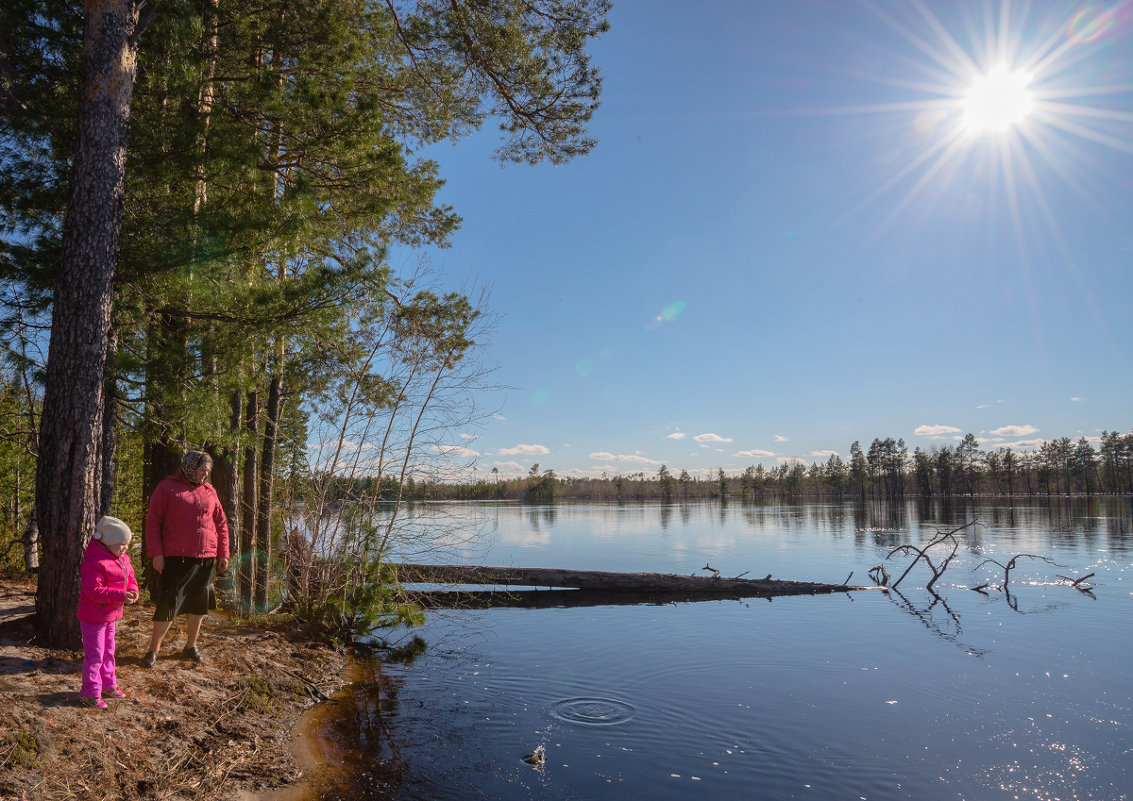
[141,450,229,667]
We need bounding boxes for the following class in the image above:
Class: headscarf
[181,450,213,484]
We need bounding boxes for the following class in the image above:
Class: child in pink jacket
[77,515,140,708]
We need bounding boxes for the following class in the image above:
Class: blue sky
[400,0,1133,480]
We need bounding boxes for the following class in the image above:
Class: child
[76,515,140,708]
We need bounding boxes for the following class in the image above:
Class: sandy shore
[0,576,349,801]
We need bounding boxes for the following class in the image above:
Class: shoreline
[237,658,370,801]
[0,576,352,801]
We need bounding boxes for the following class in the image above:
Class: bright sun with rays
[827,1,1132,253]
[961,65,1034,134]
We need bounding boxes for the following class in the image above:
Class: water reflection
[313,659,409,801]
[305,498,1133,801]
[885,587,988,657]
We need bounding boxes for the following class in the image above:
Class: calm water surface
[309,499,1132,801]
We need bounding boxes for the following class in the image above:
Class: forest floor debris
[0,577,348,801]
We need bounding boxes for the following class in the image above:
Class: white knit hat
[95,515,133,546]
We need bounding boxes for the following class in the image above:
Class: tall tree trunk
[141,437,180,591]
[34,0,142,649]
[140,310,189,587]
[240,389,259,609]
[254,365,284,611]
[22,505,39,572]
[100,327,120,517]
[212,389,242,542]
[210,389,242,599]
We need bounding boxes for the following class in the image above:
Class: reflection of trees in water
[317,658,409,801]
[851,500,909,534]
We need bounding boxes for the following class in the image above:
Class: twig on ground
[284,668,332,701]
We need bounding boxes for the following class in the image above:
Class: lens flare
[530,387,551,407]
[647,300,687,329]
[1067,6,1117,43]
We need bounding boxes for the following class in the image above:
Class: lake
[304,498,1132,801]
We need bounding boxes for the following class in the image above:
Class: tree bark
[99,327,120,517]
[22,506,39,572]
[212,389,242,545]
[34,0,141,649]
[240,389,258,609]
[254,366,283,611]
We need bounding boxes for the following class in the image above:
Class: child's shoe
[80,696,108,709]
[105,687,126,698]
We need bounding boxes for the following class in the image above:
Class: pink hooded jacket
[146,472,230,560]
[76,540,139,624]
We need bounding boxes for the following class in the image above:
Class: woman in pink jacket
[77,515,140,708]
[141,450,230,667]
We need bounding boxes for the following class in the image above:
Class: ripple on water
[549,696,637,726]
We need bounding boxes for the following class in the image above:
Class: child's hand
[125,589,139,604]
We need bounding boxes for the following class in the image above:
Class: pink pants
[80,620,118,699]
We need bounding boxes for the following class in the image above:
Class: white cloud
[589,452,662,466]
[774,434,789,442]
[667,432,687,440]
[499,443,550,456]
[915,424,963,438]
[976,404,990,409]
[492,413,507,421]
[997,438,1046,450]
[990,424,1038,437]
[459,432,479,440]
[490,460,526,475]
[694,433,733,443]
[812,450,839,458]
[433,445,480,459]
[1071,396,1083,402]
[736,449,775,458]
[777,456,806,464]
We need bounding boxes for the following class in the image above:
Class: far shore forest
[304,431,1133,504]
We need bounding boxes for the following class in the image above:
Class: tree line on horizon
[345,430,1133,503]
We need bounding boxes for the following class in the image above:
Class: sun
[813,0,1133,255]
[961,65,1034,134]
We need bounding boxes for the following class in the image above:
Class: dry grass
[0,577,347,801]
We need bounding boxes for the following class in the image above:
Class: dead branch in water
[887,521,978,591]
[976,553,1065,588]
[1056,572,1096,593]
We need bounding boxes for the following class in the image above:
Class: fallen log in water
[394,563,882,604]
[405,588,815,610]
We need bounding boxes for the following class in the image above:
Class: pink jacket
[146,473,230,560]
[76,540,139,623]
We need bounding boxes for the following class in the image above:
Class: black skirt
[153,556,216,621]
